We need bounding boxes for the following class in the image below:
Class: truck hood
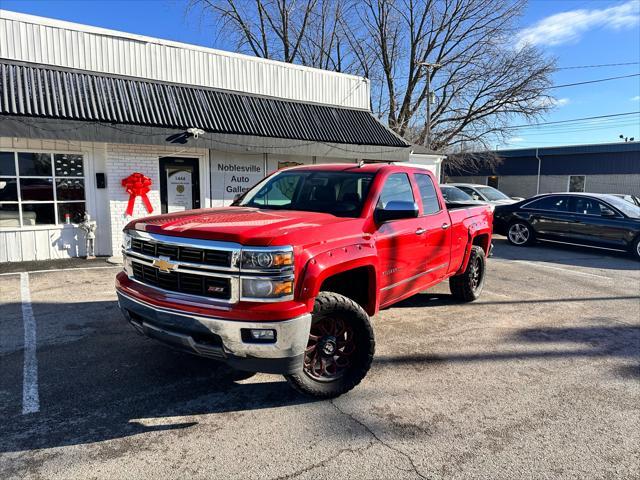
[129,207,363,246]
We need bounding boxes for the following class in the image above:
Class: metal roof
[445,141,640,176]
[0,61,408,147]
[494,141,640,157]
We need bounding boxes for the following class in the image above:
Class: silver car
[448,183,522,206]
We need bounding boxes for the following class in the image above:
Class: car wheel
[285,292,375,399]
[507,221,534,246]
[631,236,640,261]
[449,245,486,302]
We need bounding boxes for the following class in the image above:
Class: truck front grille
[131,261,232,300]
[131,238,231,268]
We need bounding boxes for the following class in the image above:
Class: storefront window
[0,151,86,227]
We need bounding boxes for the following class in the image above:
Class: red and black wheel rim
[469,256,483,292]
[303,316,356,382]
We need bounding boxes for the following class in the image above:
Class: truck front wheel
[449,245,486,302]
[285,292,375,398]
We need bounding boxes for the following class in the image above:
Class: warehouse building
[445,142,640,199]
[0,10,443,262]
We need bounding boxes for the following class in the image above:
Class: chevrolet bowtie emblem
[153,256,177,273]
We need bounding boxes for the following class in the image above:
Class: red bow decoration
[121,172,153,217]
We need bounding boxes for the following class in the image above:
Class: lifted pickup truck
[116,163,493,398]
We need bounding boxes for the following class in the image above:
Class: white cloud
[516,1,640,49]
[632,95,640,101]
[534,97,570,108]
[508,137,525,143]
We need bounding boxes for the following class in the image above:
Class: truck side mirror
[374,201,419,224]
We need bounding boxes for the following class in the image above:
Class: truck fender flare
[457,221,492,274]
[298,246,379,315]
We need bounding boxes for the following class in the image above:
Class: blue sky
[1,0,639,149]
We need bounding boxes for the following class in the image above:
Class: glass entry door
[159,157,200,214]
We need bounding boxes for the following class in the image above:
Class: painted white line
[0,265,119,277]
[20,272,39,415]
[510,260,612,280]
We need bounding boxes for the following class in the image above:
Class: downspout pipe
[535,148,542,195]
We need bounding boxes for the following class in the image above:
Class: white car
[439,185,488,207]
[448,183,522,205]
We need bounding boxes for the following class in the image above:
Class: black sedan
[493,193,640,260]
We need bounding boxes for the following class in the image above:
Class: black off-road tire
[449,245,486,302]
[506,220,535,247]
[285,292,375,399]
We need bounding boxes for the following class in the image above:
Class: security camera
[186,127,205,139]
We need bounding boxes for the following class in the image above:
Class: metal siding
[540,151,640,175]
[0,12,370,110]
[445,145,640,176]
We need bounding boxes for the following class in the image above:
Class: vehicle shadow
[375,324,640,377]
[0,300,317,454]
[491,236,639,271]
[393,292,640,308]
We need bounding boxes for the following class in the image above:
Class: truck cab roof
[280,162,435,174]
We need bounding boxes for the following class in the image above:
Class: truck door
[374,172,429,305]
[414,173,451,286]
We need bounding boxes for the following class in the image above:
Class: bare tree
[188,0,556,159]
[187,0,318,63]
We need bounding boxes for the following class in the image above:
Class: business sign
[166,168,193,213]
[211,154,265,206]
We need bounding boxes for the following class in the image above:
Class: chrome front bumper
[117,291,311,374]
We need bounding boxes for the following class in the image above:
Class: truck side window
[377,173,414,208]
[414,174,440,215]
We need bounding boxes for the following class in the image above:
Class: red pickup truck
[116,163,493,398]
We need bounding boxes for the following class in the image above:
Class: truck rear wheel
[449,245,486,302]
[285,292,374,399]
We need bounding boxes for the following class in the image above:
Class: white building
[0,10,444,263]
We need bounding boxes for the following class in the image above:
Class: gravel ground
[0,237,638,480]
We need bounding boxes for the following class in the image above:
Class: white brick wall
[106,143,207,257]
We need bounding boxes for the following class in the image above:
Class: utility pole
[417,62,442,150]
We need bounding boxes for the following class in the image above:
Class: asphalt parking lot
[1,237,639,480]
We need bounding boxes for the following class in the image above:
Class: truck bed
[447,204,494,274]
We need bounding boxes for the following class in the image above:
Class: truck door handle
[415,228,426,235]
[441,223,450,230]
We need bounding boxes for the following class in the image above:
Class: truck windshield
[236,170,375,217]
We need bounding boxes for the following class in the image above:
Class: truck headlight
[241,278,294,300]
[241,249,293,270]
[122,231,132,250]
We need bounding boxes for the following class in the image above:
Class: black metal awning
[0,61,408,148]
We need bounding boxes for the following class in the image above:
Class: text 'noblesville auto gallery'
[0,10,444,263]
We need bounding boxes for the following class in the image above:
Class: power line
[512,118,640,133]
[386,62,639,81]
[512,122,640,136]
[506,111,640,129]
[550,73,640,89]
[556,62,639,70]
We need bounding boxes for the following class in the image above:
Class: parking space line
[20,272,39,415]
[0,265,120,276]
[498,260,612,280]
